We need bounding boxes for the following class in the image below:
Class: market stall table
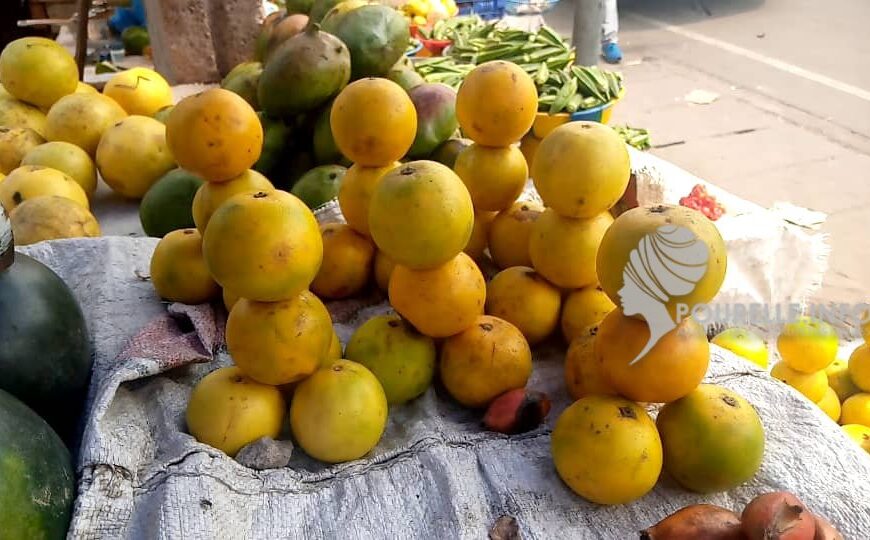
[24,231,870,539]
[28,151,866,539]
[5,9,867,539]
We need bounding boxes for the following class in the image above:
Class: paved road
[619,0,870,147]
[545,0,870,303]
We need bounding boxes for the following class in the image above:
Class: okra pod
[584,66,612,98]
[550,78,577,114]
[537,25,565,48]
[517,46,565,64]
[581,96,602,109]
[535,63,549,87]
[477,46,524,64]
[572,67,606,101]
[605,71,622,98]
[566,93,583,113]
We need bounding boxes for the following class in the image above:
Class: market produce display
[130,32,788,514]
[1,6,867,538]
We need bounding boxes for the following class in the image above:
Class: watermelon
[0,205,92,442]
[0,389,74,540]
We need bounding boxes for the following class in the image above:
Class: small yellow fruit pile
[767,316,870,454]
[401,0,458,27]
[0,35,184,244]
[0,39,105,244]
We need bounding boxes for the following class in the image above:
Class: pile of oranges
[147,61,774,511]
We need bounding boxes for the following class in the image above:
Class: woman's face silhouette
[618,278,647,317]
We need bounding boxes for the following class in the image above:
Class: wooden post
[74,0,92,79]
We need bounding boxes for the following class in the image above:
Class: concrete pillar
[572,0,603,66]
[143,0,263,85]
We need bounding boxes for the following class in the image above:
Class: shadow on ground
[619,0,765,22]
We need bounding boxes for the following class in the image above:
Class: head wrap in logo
[624,225,709,304]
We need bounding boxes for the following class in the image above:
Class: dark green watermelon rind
[0,254,92,442]
[0,389,74,540]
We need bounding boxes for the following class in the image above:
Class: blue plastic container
[570,101,614,123]
[457,0,505,20]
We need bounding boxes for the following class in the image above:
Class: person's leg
[602,0,619,43]
[601,0,622,63]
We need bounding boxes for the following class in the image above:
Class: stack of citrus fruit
[326,67,536,412]
[157,87,388,465]
[448,62,562,351]
[323,77,416,300]
[511,102,751,504]
[552,208,760,506]
[765,316,870,454]
[770,317,837,409]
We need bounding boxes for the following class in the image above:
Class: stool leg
[75,0,92,79]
